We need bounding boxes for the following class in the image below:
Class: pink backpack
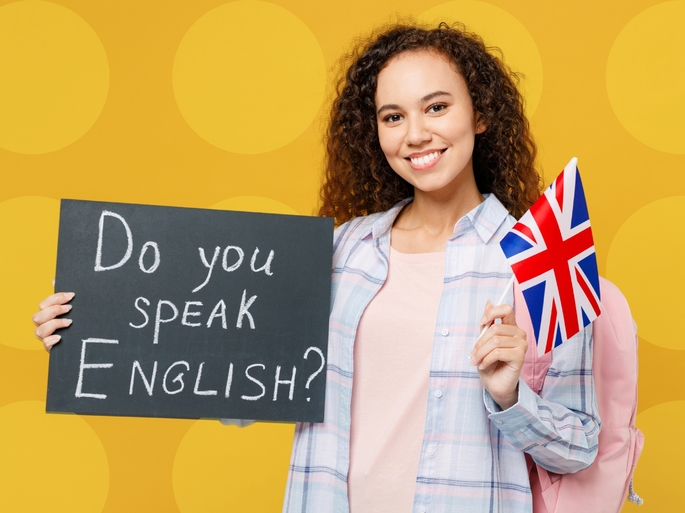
[516,277,644,512]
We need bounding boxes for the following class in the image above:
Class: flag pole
[475,274,516,342]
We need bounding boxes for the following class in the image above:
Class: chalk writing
[48,199,332,422]
[76,338,119,399]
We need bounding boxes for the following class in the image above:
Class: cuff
[484,378,539,432]
[219,418,255,428]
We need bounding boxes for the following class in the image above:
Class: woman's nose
[404,116,431,145]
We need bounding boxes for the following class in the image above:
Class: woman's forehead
[375,50,467,101]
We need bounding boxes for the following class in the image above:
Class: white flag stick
[475,274,516,343]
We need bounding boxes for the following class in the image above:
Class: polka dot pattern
[211,196,299,215]
[0,197,60,350]
[607,196,685,350]
[419,1,543,118]
[606,1,685,154]
[631,401,685,510]
[1,1,683,511]
[0,401,109,512]
[172,1,326,154]
[172,421,294,512]
[0,1,109,154]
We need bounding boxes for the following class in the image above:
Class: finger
[32,303,72,327]
[479,300,494,328]
[500,305,516,326]
[471,331,522,367]
[471,322,523,358]
[43,335,61,352]
[35,318,72,341]
[38,292,75,311]
[477,346,522,371]
[480,303,515,326]
[471,300,495,356]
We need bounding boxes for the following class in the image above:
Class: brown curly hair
[318,23,542,224]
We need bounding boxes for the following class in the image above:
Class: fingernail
[480,316,487,324]
[478,364,485,370]
[64,319,73,326]
[63,305,72,312]
[65,292,75,300]
[45,335,61,344]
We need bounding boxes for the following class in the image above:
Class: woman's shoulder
[333,213,377,253]
[334,213,376,236]
[331,210,393,266]
[333,199,410,244]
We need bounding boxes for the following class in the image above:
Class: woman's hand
[32,292,75,352]
[470,301,527,410]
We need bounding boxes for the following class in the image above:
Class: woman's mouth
[407,149,445,170]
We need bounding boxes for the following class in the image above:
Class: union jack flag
[500,157,601,355]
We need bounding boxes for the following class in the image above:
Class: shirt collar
[462,194,511,244]
[369,198,412,240]
[367,194,511,244]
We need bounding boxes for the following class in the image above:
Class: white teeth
[410,151,441,166]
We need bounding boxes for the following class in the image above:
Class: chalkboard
[47,200,333,422]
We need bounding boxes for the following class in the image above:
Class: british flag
[500,158,601,355]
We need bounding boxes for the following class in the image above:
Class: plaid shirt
[284,195,599,513]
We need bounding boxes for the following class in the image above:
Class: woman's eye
[428,104,446,113]
[384,114,402,123]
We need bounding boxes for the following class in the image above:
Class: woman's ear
[475,114,487,134]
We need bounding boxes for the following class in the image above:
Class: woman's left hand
[470,301,527,410]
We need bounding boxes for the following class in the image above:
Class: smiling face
[375,50,485,200]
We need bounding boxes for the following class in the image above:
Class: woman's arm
[471,302,600,474]
[484,326,600,474]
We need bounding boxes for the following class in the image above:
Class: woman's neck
[391,179,484,254]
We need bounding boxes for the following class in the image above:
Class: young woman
[35,23,599,513]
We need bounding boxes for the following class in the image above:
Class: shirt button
[418,507,427,513]
[426,447,435,457]
[434,390,443,398]
[440,328,449,336]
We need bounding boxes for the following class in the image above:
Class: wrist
[489,383,519,411]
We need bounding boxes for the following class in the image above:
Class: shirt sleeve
[219,419,255,428]
[483,325,600,474]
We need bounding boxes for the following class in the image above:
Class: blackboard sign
[47,200,333,422]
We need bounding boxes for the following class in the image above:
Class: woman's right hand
[32,292,75,352]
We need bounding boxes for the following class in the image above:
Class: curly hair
[318,23,542,224]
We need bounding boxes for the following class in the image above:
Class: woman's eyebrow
[377,103,400,116]
[420,90,451,103]
[376,91,452,116]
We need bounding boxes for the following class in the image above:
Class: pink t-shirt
[348,247,446,513]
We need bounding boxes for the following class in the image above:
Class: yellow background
[1,0,683,511]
